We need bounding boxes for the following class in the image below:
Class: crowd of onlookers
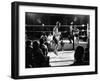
[26,38,50,68]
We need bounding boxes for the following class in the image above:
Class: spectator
[39,38,48,56]
[84,43,89,64]
[26,40,33,68]
[72,46,88,65]
[40,32,47,43]
[32,41,49,67]
[39,39,51,67]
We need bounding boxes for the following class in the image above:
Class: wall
[0,0,99,81]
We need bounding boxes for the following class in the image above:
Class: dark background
[25,12,89,25]
[25,12,89,41]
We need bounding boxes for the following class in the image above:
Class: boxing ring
[48,51,75,66]
[26,24,89,66]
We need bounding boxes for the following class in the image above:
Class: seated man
[39,38,48,56]
[25,40,33,68]
[32,41,50,67]
[71,46,88,66]
[47,33,53,45]
[39,39,50,67]
[40,32,47,44]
